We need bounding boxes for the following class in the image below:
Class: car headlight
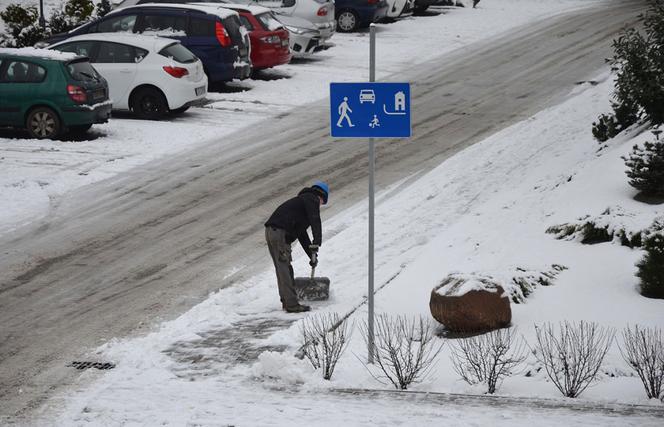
[285,26,314,35]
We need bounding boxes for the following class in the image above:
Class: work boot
[283,303,311,313]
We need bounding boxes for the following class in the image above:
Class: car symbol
[359,89,376,104]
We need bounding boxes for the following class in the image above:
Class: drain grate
[68,361,116,371]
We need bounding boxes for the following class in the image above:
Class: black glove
[309,245,319,267]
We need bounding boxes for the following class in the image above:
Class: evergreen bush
[0,4,45,47]
[623,139,664,197]
[636,229,664,299]
[96,0,112,18]
[592,1,664,140]
[49,0,95,34]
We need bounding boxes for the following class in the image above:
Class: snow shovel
[294,251,330,301]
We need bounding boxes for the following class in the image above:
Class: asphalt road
[0,1,648,422]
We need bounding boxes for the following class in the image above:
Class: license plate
[195,86,206,96]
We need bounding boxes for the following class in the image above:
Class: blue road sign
[330,82,411,138]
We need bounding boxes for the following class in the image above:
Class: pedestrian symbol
[336,96,354,128]
[330,82,411,138]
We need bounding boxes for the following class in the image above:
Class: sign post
[329,24,411,364]
[368,24,376,364]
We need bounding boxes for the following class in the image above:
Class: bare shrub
[300,313,352,380]
[450,328,528,394]
[533,321,615,398]
[360,315,444,390]
[619,325,664,400]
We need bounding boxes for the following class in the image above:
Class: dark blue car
[38,4,251,83]
[335,0,389,32]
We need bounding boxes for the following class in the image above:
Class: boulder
[429,273,511,333]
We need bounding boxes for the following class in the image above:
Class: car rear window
[189,17,215,37]
[222,16,245,45]
[66,60,101,82]
[257,13,284,31]
[159,43,197,64]
[239,15,254,31]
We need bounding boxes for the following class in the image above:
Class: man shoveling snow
[265,181,329,312]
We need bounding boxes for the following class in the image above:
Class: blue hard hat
[313,180,329,204]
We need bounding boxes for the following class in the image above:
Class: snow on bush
[546,206,655,248]
[623,138,664,198]
[636,221,664,299]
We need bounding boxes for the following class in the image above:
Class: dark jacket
[265,187,322,257]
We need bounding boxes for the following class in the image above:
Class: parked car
[0,48,111,139]
[50,34,207,119]
[36,3,251,84]
[227,0,335,46]
[385,0,408,18]
[334,0,389,32]
[273,13,322,56]
[413,0,437,13]
[199,3,291,70]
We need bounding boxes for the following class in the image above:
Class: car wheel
[170,106,189,115]
[132,87,168,120]
[26,107,61,139]
[337,10,359,33]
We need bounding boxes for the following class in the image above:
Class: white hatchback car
[50,33,207,119]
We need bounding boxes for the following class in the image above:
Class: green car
[0,48,112,139]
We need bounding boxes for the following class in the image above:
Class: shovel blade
[294,277,330,301]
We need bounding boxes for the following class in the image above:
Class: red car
[221,4,292,71]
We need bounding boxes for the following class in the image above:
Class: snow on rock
[434,273,503,297]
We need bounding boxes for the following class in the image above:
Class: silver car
[232,0,335,46]
[274,13,322,56]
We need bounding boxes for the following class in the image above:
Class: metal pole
[368,23,376,364]
[39,0,46,29]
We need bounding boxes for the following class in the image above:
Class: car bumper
[252,45,292,70]
[62,101,112,125]
[290,33,321,57]
[164,77,208,110]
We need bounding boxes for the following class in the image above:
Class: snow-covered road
[2,0,661,425]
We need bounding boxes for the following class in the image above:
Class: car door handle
[120,69,132,73]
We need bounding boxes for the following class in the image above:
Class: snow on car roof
[52,33,180,52]
[115,3,238,19]
[194,2,272,16]
[0,47,79,61]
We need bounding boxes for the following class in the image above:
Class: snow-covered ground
[4,0,664,425]
[1,0,601,235]
[37,66,664,426]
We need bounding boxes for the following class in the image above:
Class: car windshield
[66,60,101,82]
[158,43,197,64]
[257,13,284,31]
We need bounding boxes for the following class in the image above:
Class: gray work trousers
[265,226,298,307]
